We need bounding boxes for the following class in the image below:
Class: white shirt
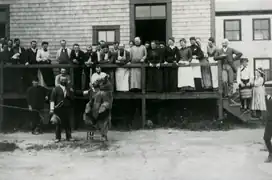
[36,49,50,62]
[97,51,101,62]
[91,72,107,84]
[237,65,252,84]
[223,47,228,53]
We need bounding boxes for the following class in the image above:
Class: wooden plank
[0,58,3,131]
[145,92,219,99]
[3,62,219,69]
[217,61,224,120]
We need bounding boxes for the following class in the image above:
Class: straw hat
[256,67,265,76]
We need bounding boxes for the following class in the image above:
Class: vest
[59,49,70,64]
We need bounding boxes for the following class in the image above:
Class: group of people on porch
[0,36,240,94]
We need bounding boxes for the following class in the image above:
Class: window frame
[135,4,167,20]
[92,25,120,45]
[0,5,9,39]
[252,18,271,41]
[254,57,272,81]
[223,19,242,41]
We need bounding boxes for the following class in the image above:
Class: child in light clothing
[251,68,266,118]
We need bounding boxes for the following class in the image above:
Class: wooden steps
[223,98,261,123]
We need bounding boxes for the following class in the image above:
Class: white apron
[115,68,129,91]
[209,57,218,88]
[191,58,202,78]
[178,62,195,88]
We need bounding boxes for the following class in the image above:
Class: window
[254,58,272,81]
[92,25,120,45]
[224,19,241,41]
[253,19,271,40]
[0,6,9,39]
[135,5,166,19]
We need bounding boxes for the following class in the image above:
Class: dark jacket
[27,85,48,110]
[70,50,85,65]
[12,46,26,64]
[164,46,179,63]
[147,48,163,64]
[50,85,74,108]
[26,48,38,64]
[190,44,204,60]
[85,51,98,65]
[99,51,113,64]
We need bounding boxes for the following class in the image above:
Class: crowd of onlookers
[0,36,240,96]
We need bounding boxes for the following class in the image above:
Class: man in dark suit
[214,39,243,97]
[84,45,98,89]
[70,44,85,90]
[50,76,74,142]
[25,40,39,88]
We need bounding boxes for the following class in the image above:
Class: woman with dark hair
[36,41,55,87]
[146,41,163,92]
[164,37,179,92]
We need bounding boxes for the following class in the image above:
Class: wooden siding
[172,0,212,47]
[0,0,130,57]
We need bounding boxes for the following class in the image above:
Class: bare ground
[0,129,271,180]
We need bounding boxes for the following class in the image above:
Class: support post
[0,58,4,131]
[217,61,223,120]
[70,66,75,130]
[141,64,146,128]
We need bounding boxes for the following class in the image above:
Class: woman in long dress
[251,68,267,118]
[207,37,218,90]
[115,44,130,92]
[177,38,195,91]
[146,41,163,92]
[164,37,179,92]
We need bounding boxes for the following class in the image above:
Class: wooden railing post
[70,65,75,130]
[217,60,223,120]
[141,63,146,128]
[0,58,3,131]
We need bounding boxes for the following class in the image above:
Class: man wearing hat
[50,76,74,142]
[237,58,253,111]
[214,39,243,97]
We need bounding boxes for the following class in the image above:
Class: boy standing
[26,77,49,134]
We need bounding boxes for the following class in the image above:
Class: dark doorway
[135,19,166,43]
[0,24,6,38]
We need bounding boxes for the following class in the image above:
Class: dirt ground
[0,129,271,180]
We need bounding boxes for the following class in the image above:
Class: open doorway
[135,19,166,43]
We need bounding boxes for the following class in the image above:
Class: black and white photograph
[0,0,272,179]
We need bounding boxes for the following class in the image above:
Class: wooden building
[0,0,221,130]
[216,0,272,81]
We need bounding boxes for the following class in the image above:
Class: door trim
[129,0,172,41]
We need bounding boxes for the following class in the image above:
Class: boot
[265,154,272,163]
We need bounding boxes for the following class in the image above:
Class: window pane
[0,24,6,38]
[254,30,269,40]
[261,20,269,29]
[225,21,240,30]
[98,31,106,42]
[254,20,261,29]
[225,31,240,41]
[106,31,115,42]
[151,5,166,18]
[135,6,150,18]
[0,11,7,22]
[255,59,270,70]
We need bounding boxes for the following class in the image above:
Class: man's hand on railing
[192,55,197,59]
[127,62,131,65]
[156,63,160,68]
[85,61,93,67]
[164,61,168,64]
[73,59,79,64]
[140,58,145,63]
[25,62,29,65]
[149,63,154,67]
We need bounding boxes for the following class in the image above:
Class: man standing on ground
[50,76,74,142]
[27,77,49,135]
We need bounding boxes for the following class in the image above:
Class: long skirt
[130,68,141,90]
[178,66,195,89]
[200,59,212,89]
[251,86,266,111]
[208,57,218,89]
[146,67,163,92]
[115,68,129,92]
[163,68,177,92]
